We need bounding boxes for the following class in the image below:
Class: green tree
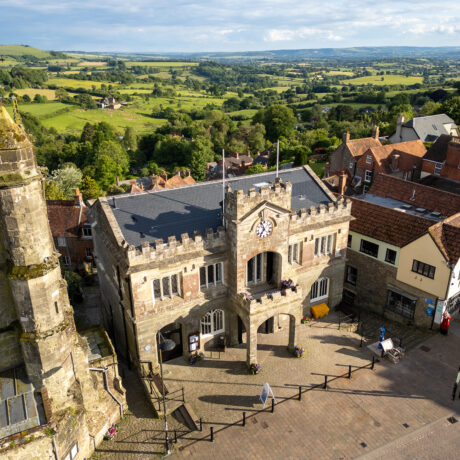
[55,88,69,102]
[92,141,130,189]
[80,176,100,200]
[254,105,296,142]
[123,126,137,151]
[244,164,266,175]
[440,96,460,124]
[51,165,83,199]
[44,180,65,200]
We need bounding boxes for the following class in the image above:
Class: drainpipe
[89,367,123,418]
[52,436,59,460]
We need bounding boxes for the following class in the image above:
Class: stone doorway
[159,323,183,362]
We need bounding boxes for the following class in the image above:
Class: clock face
[256,220,272,238]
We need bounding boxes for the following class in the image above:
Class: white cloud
[264,27,342,42]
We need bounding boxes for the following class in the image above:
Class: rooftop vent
[140,232,145,238]
[401,204,412,210]
[431,211,441,217]
[298,195,306,201]
[253,182,271,192]
[415,208,426,213]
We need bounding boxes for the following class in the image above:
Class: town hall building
[89,166,352,378]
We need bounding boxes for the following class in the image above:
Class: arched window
[201,309,224,336]
[310,277,329,302]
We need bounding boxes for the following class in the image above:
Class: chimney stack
[342,132,350,144]
[74,188,83,206]
[391,154,400,171]
[160,170,167,181]
[338,171,347,196]
[372,125,379,139]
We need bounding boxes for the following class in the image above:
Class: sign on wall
[188,333,200,353]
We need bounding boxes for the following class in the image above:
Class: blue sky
[1,0,459,53]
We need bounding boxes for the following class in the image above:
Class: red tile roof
[346,137,382,157]
[369,174,460,217]
[46,200,88,238]
[429,213,460,265]
[348,196,433,247]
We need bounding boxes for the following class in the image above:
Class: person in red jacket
[440,310,451,335]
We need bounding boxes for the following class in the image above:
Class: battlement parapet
[125,226,227,265]
[289,197,351,227]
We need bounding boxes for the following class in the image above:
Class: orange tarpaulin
[311,303,329,319]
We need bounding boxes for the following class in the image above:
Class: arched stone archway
[245,307,302,366]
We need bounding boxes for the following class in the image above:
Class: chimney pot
[372,125,379,139]
[338,172,347,196]
[342,132,350,144]
[391,154,400,171]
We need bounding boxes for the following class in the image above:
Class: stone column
[288,315,296,352]
[246,322,258,366]
[227,310,239,347]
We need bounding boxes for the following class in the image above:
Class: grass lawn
[309,161,325,178]
[342,75,423,86]
[40,105,167,134]
[12,102,70,117]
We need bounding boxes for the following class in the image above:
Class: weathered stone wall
[345,250,434,328]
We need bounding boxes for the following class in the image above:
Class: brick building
[421,134,460,182]
[47,189,94,272]
[88,167,352,388]
[344,176,460,327]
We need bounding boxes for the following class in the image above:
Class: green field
[47,78,105,89]
[125,61,198,67]
[12,102,69,117]
[15,89,60,100]
[0,44,52,58]
[343,75,423,86]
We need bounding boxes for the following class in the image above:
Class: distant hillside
[159,46,460,62]
[0,44,55,59]
[71,46,460,63]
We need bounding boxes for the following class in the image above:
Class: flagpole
[276,139,280,178]
[222,148,225,226]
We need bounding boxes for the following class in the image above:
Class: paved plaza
[94,313,460,459]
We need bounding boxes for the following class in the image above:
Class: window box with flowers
[249,363,262,375]
[189,351,205,365]
[294,345,305,358]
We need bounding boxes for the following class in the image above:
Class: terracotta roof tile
[46,200,88,237]
[369,174,460,217]
[346,137,382,157]
[348,196,433,247]
[429,213,460,265]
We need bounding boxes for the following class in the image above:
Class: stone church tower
[0,105,124,459]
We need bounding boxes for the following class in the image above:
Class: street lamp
[158,332,176,455]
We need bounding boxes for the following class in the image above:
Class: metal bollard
[242,412,246,427]
[199,418,202,432]
[324,375,328,390]
[299,386,302,401]
[348,365,352,379]
[371,356,375,370]
[452,383,458,401]
[271,399,275,413]
[174,430,177,444]
[165,436,170,455]
[210,427,214,442]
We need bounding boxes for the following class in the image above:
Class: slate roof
[109,167,333,247]
[403,114,458,142]
[369,174,460,217]
[348,196,433,247]
[0,365,46,438]
[424,134,460,162]
[429,213,460,265]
